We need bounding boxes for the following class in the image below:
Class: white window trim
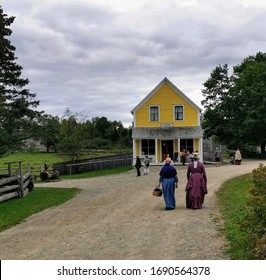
[173,104,184,121]
[149,105,160,122]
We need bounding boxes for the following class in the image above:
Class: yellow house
[131,77,203,164]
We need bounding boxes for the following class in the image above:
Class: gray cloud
[3,0,266,125]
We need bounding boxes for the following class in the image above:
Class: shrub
[242,164,266,259]
[256,234,266,260]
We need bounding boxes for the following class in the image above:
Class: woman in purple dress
[185,153,207,209]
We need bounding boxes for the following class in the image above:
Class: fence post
[7,163,12,176]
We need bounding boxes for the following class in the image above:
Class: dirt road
[0,159,264,260]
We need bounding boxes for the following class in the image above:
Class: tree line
[35,109,132,160]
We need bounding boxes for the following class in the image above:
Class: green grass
[0,151,63,166]
[0,187,81,232]
[0,151,115,171]
[0,151,64,176]
[216,174,252,259]
[60,166,132,179]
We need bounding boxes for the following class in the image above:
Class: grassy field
[0,151,114,169]
[61,166,132,179]
[0,151,64,166]
[0,187,81,232]
[0,151,65,177]
[0,151,117,179]
[216,174,252,259]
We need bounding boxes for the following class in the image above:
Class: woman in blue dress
[159,158,178,210]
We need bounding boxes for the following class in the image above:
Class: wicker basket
[153,187,162,197]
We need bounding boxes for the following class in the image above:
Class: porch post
[199,137,203,162]
[155,138,158,163]
[133,139,136,164]
[178,138,181,163]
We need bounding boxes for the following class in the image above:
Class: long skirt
[186,173,206,209]
[162,177,176,209]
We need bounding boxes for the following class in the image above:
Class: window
[150,106,159,121]
[142,139,155,155]
[180,139,194,154]
[174,105,184,121]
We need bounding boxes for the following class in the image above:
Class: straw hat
[165,157,172,163]
[193,153,199,158]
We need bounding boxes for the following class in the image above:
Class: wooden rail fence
[66,157,133,175]
[0,161,34,203]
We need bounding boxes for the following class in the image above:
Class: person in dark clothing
[180,149,186,165]
[214,147,221,167]
[159,158,178,210]
[135,156,142,176]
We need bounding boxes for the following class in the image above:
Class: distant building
[131,77,203,164]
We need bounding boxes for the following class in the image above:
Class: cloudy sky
[3,0,266,126]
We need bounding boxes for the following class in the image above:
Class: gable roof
[130,77,202,114]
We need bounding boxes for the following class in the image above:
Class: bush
[242,164,266,259]
[85,138,112,149]
[256,234,266,260]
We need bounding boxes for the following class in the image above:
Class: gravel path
[0,159,264,260]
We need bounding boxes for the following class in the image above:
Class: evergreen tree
[0,6,40,154]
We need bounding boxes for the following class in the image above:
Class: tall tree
[36,114,60,152]
[0,6,40,154]
[57,108,85,162]
[232,53,266,153]
[201,64,233,144]
[201,52,266,153]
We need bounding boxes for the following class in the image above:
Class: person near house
[185,153,207,209]
[230,151,235,165]
[159,158,178,210]
[143,155,150,175]
[180,149,186,165]
[186,150,191,162]
[235,148,242,165]
[135,156,142,176]
[191,150,199,162]
[214,147,221,167]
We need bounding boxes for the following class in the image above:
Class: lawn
[61,166,132,179]
[216,174,252,259]
[0,150,114,170]
[0,151,64,175]
[0,187,81,232]
[0,151,118,179]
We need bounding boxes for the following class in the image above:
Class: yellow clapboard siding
[135,83,198,127]
[194,139,199,152]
